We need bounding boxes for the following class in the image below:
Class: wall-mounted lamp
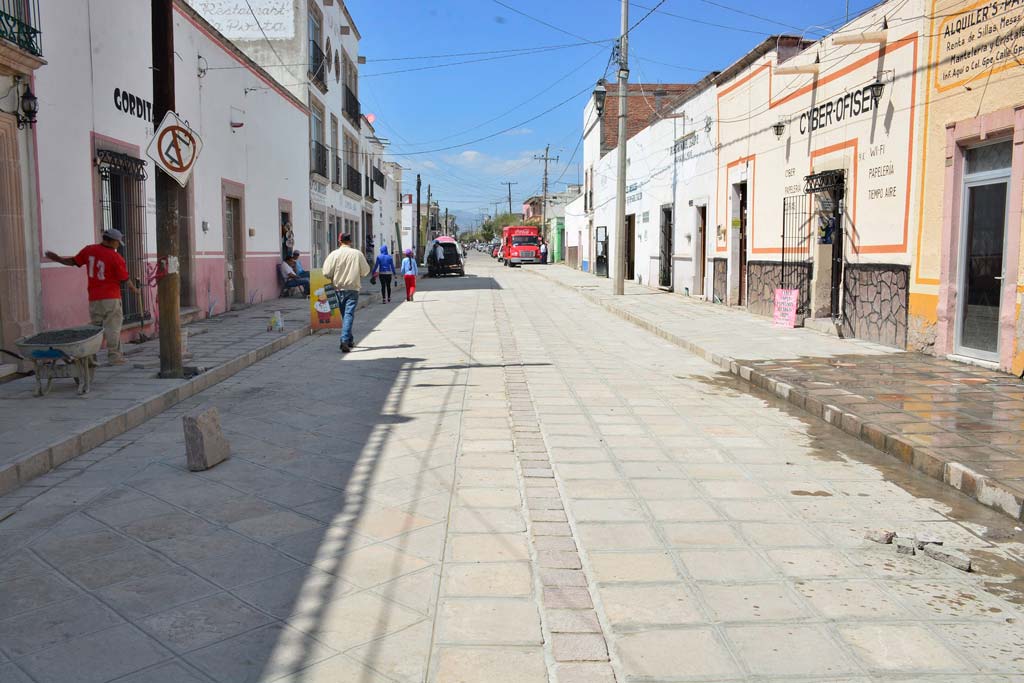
[593,79,608,116]
[201,220,209,234]
[772,118,788,138]
[867,78,886,101]
[16,82,38,130]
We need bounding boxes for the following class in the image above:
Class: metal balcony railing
[334,155,343,185]
[0,0,42,56]
[365,174,376,201]
[310,141,328,177]
[344,85,360,124]
[373,167,386,188]
[308,39,327,89]
[346,164,362,196]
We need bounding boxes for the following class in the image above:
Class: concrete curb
[0,291,381,496]
[527,266,1024,522]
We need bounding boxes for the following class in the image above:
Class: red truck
[501,225,541,267]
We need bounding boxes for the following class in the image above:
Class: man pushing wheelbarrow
[45,228,139,366]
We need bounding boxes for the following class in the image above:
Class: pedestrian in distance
[401,248,418,302]
[540,240,548,265]
[322,233,370,353]
[45,229,139,366]
[372,245,396,303]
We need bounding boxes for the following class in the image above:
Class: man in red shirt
[46,229,138,365]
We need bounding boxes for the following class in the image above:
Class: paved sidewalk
[2,261,1024,682]
[0,285,381,497]
[527,265,1024,521]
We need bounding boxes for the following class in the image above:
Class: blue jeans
[336,289,359,345]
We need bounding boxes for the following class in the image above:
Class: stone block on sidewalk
[894,537,916,555]
[922,544,972,572]
[864,529,895,545]
[183,406,230,472]
[546,608,601,633]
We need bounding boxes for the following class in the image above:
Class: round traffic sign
[157,125,197,174]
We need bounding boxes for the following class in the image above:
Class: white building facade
[34,0,310,337]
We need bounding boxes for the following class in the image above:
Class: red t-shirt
[74,244,129,301]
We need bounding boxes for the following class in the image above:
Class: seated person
[291,250,310,277]
[279,254,310,295]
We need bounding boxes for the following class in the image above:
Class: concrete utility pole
[152,0,183,377]
[501,181,517,217]
[535,144,559,240]
[444,208,449,235]
[612,0,629,296]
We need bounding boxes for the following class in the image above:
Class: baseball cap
[340,233,352,243]
[292,250,301,257]
[102,228,124,243]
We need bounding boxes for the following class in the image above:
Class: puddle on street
[687,368,1024,606]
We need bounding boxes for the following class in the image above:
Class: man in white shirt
[321,233,370,352]
[278,255,310,295]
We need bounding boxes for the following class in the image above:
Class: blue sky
[354,0,879,227]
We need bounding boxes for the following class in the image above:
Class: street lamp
[867,78,885,101]
[772,118,787,138]
[593,79,608,116]
[16,83,37,129]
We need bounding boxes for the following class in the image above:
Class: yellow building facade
[913,0,1024,374]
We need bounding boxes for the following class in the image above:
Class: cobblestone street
[3,259,1024,682]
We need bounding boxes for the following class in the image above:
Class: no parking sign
[146,111,203,188]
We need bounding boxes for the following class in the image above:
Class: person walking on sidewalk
[540,240,548,265]
[372,245,396,303]
[322,233,370,353]
[401,249,418,302]
[45,228,138,366]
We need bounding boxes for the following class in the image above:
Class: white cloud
[442,148,542,177]
[503,128,533,136]
[420,160,439,170]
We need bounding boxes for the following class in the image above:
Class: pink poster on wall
[773,289,799,328]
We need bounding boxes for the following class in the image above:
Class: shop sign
[773,289,799,328]
[192,0,294,40]
[798,86,880,134]
[114,87,153,123]
[936,0,1024,91]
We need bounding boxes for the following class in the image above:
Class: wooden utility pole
[501,181,517,217]
[535,144,559,240]
[426,184,432,237]
[415,173,421,259]
[152,0,182,377]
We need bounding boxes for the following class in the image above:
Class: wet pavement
[1,258,1024,681]
[527,264,1024,521]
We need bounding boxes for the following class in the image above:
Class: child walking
[372,245,396,303]
[400,249,418,302]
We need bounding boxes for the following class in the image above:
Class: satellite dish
[365,113,376,124]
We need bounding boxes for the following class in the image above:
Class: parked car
[426,237,465,277]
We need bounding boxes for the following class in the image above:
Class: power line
[492,0,609,45]
[389,82,595,156]
[362,42,595,78]
[368,41,601,62]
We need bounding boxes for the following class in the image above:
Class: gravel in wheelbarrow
[19,327,102,346]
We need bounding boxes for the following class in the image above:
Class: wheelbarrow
[14,326,104,396]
